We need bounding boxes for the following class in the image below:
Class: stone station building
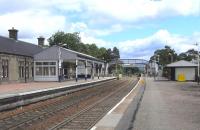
[0,28,43,84]
[0,28,106,84]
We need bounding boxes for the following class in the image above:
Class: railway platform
[0,77,115,111]
[91,77,145,130]
[92,77,200,130]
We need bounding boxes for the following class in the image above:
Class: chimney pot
[8,27,18,40]
[37,36,45,47]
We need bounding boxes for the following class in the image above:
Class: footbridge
[120,59,149,72]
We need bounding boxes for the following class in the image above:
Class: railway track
[0,79,136,130]
[50,79,137,130]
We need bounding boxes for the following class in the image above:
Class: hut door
[171,68,175,80]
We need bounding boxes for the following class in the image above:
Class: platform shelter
[34,45,105,82]
[166,60,197,81]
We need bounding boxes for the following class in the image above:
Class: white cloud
[76,29,200,60]
[118,29,200,59]
[83,0,199,22]
[0,9,66,44]
[80,32,111,47]
[0,0,200,60]
[0,0,199,38]
[91,24,123,36]
[69,22,123,36]
[1,0,199,23]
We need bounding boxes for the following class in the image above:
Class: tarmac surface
[132,78,200,130]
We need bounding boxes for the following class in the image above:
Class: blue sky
[0,0,200,60]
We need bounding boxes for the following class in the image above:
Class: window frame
[2,59,9,79]
[35,61,57,77]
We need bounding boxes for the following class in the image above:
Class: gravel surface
[132,78,200,130]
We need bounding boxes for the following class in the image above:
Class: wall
[175,67,195,81]
[0,53,34,84]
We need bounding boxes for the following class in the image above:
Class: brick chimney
[37,36,45,47]
[8,27,18,40]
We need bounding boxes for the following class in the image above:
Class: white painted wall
[34,61,58,81]
[175,68,195,81]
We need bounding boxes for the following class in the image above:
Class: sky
[0,0,200,60]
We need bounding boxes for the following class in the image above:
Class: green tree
[112,47,120,59]
[77,42,89,54]
[105,48,112,62]
[124,67,140,75]
[64,32,80,51]
[48,31,81,51]
[48,31,121,61]
[88,44,99,57]
[150,45,178,66]
[97,47,107,60]
[48,31,66,46]
[178,49,198,61]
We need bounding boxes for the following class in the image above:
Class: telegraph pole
[194,43,199,84]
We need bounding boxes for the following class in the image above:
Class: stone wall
[0,53,34,84]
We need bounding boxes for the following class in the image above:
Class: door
[175,68,195,81]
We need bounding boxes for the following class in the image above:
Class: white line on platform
[91,78,141,130]
[107,78,141,115]
[90,126,97,130]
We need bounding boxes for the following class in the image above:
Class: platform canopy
[34,45,105,82]
[34,45,104,63]
[166,60,197,67]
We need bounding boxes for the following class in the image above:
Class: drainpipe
[92,61,94,79]
[0,60,1,84]
[25,57,27,83]
[76,59,78,82]
[85,60,87,81]
[98,64,100,79]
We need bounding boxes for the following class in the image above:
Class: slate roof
[166,60,198,67]
[34,45,104,63]
[0,36,43,57]
[60,46,104,62]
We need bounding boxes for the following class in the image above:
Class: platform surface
[92,77,200,130]
[91,77,143,130]
[0,77,114,99]
[132,78,200,130]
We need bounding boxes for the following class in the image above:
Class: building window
[30,62,34,78]
[25,65,29,78]
[35,62,56,76]
[36,67,43,75]
[43,67,49,76]
[2,59,9,78]
[32,67,34,77]
[50,67,56,75]
[19,61,25,78]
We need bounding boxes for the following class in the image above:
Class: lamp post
[168,53,173,63]
[157,55,160,63]
[153,55,159,80]
[111,53,118,77]
[116,58,118,75]
[154,56,156,76]
[157,55,160,78]
[102,57,105,78]
[194,42,200,84]
[58,45,62,82]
